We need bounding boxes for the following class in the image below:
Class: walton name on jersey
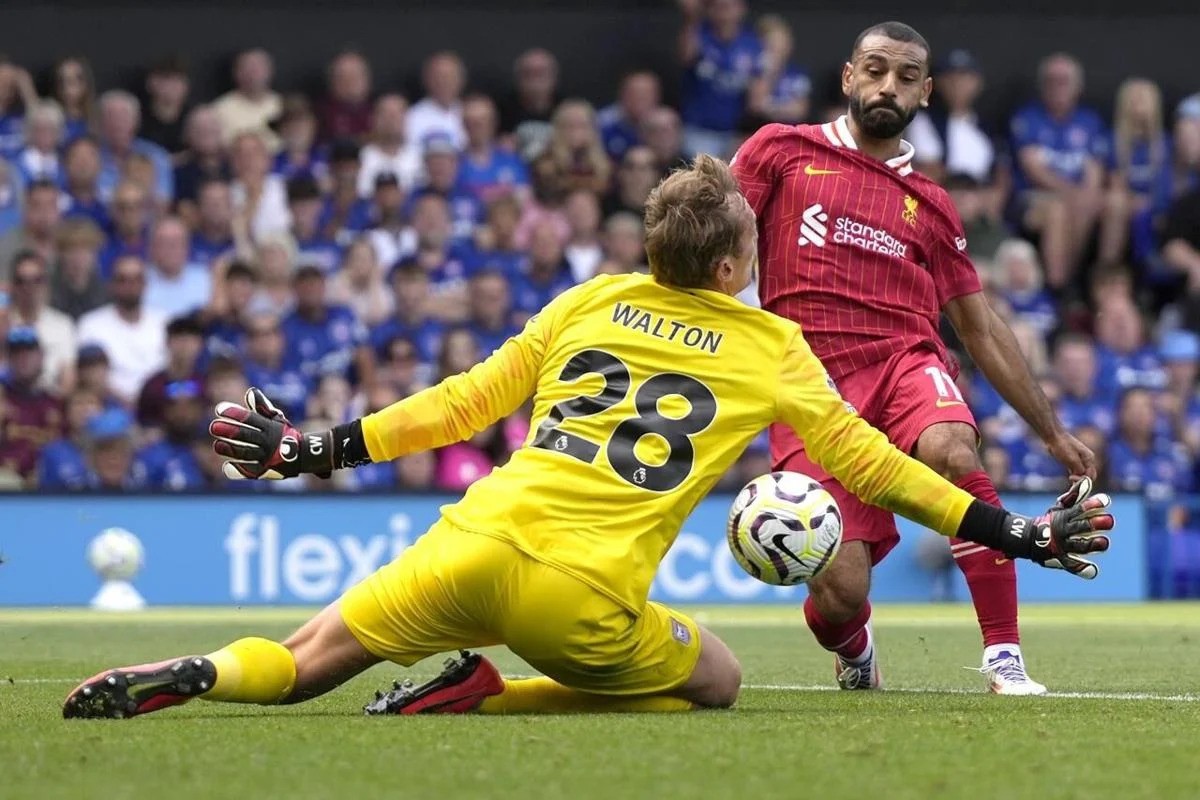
[610,301,725,355]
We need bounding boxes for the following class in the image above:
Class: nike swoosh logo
[995,558,1010,566]
[804,164,840,176]
[935,399,966,408]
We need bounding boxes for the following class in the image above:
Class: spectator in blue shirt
[677,0,764,158]
[1093,297,1166,400]
[1158,330,1200,456]
[98,181,151,279]
[242,311,311,422]
[1109,387,1192,502]
[0,157,22,238]
[60,137,109,230]
[409,193,472,321]
[16,101,64,186]
[138,379,207,491]
[318,139,373,246]
[37,387,102,490]
[746,15,811,126]
[1099,78,1173,268]
[409,133,482,243]
[463,195,527,279]
[280,264,373,383]
[144,217,211,319]
[1008,53,1107,289]
[347,382,403,492]
[467,269,520,356]
[287,175,341,273]
[459,94,530,205]
[0,61,37,161]
[597,70,662,161]
[272,94,329,187]
[995,239,1057,340]
[511,219,576,326]
[95,90,174,205]
[189,179,236,267]
[52,56,96,144]
[371,259,445,366]
[365,172,413,271]
[81,408,149,491]
[173,106,230,211]
[203,260,257,362]
[1052,332,1115,435]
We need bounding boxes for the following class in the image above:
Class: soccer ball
[727,472,842,586]
[87,528,144,582]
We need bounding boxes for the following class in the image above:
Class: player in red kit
[732,21,1098,695]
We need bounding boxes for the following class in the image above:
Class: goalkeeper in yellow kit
[63,156,1113,719]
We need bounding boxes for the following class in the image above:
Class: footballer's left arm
[942,291,1095,479]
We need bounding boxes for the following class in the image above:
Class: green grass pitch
[2,603,1199,800]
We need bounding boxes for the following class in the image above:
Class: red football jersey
[731,116,982,381]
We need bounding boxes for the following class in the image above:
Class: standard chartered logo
[796,203,908,258]
[797,203,829,247]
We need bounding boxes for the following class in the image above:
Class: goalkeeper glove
[999,476,1114,580]
[209,387,334,480]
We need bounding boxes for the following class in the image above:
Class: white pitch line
[743,683,1200,702]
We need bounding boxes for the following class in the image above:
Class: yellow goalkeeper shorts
[339,518,702,696]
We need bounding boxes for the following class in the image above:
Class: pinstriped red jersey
[731,116,981,381]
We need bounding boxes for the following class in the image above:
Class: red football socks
[951,470,1020,647]
[803,596,872,661]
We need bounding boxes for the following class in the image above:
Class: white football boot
[834,622,883,690]
[979,644,1047,696]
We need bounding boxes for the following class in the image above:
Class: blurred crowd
[1,0,1199,557]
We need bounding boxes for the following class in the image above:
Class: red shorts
[770,345,979,565]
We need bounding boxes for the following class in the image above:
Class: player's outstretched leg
[63,603,380,719]
[803,540,881,690]
[914,423,1046,696]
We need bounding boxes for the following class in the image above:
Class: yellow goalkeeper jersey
[362,273,975,612]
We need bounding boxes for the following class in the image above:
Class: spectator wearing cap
[173,107,231,211]
[81,407,148,491]
[271,94,329,186]
[73,343,124,411]
[597,70,662,161]
[410,133,482,242]
[140,56,192,156]
[408,52,468,152]
[318,139,372,245]
[909,49,997,188]
[9,250,75,394]
[465,195,527,278]
[286,176,341,274]
[746,15,811,126]
[604,145,660,218]
[212,48,282,148]
[50,219,107,321]
[280,265,373,384]
[994,239,1056,340]
[357,94,422,197]
[61,137,109,230]
[1056,331,1118,438]
[144,217,211,319]
[16,100,66,186]
[511,220,576,327]
[189,179,236,267]
[640,106,688,178]
[1098,78,1173,268]
[77,254,167,403]
[458,94,529,205]
[1008,53,1107,290]
[36,387,101,489]
[466,269,519,356]
[137,378,206,491]
[563,189,603,283]
[0,179,61,285]
[95,90,173,205]
[328,237,392,328]
[501,49,562,162]
[0,327,64,481]
[365,171,414,271]
[677,0,763,159]
[316,50,373,144]
[1159,330,1200,455]
[98,180,151,279]
[230,129,290,242]
[136,313,204,428]
[371,258,445,367]
[203,259,258,360]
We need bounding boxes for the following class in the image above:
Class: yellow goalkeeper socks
[476,677,694,714]
[200,637,297,704]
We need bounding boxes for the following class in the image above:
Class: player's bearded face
[848,90,919,140]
